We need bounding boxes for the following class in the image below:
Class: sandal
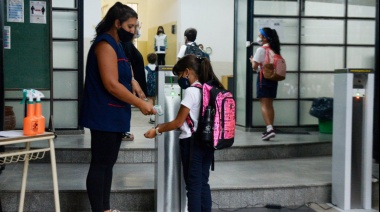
[122,132,134,141]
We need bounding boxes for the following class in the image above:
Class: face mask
[178,76,190,89]
[256,37,263,46]
[118,27,135,42]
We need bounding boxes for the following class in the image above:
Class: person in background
[121,20,147,141]
[249,27,281,141]
[154,26,167,65]
[177,27,197,59]
[144,53,158,124]
[79,3,156,211]
[144,54,223,212]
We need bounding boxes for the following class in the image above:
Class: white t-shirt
[177,42,195,59]
[253,44,269,69]
[179,81,202,139]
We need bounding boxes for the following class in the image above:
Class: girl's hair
[172,55,225,89]
[261,27,281,55]
[93,2,138,42]
[156,26,165,35]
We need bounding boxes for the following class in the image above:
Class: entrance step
[1,157,378,211]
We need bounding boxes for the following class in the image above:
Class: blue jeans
[180,137,214,212]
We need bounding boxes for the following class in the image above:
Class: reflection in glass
[52,0,76,8]
[347,47,375,69]
[300,74,334,98]
[304,0,344,17]
[347,20,375,45]
[300,46,344,71]
[254,0,298,16]
[53,41,78,69]
[53,11,78,39]
[348,0,376,17]
[301,19,344,44]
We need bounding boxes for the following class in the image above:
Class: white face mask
[256,37,263,45]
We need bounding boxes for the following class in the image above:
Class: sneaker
[262,129,275,141]
[122,132,134,141]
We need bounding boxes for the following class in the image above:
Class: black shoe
[262,129,275,141]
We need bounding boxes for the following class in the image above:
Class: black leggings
[86,130,122,212]
[157,53,166,65]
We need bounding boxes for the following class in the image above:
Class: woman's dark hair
[147,53,157,64]
[172,55,224,89]
[261,27,281,55]
[184,28,197,42]
[93,2,138,41]
[156,26,165,35]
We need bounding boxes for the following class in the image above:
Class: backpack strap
[259,46,272,87]
[145,65,152,72]
[185,84,203,133]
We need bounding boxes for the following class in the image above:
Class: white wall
[179,0,234,79]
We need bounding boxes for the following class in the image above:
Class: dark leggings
[157,53,166,65]
[87,130,122,212]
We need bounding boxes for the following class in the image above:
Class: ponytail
[172,55,225,89]
[261,27,281,55]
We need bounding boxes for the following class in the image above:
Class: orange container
[23,103,38,136]
[35,101,45,134]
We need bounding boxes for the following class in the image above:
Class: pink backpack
[188,81,235,150]
[262,46,286,81]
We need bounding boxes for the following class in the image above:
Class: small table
[0,131,60,212]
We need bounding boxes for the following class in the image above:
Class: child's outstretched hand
[144,128,156,138]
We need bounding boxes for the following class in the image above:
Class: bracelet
[155,127,162,136]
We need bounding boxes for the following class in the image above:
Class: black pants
[157,53,166,65]
[86,130,122,212]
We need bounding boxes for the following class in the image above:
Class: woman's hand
[132,79,146,99]
[144,128,156,138]
[138,100,156,116]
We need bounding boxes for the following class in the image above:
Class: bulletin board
[3,0,50,89]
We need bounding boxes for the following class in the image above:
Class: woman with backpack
[249,27,282,141]
[144,54,224,212]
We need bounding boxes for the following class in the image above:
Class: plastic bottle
[202,106,213,142]
[21,89,38,136]
[33,89,45,134]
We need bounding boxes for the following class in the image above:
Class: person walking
[154,26,167,65]
[144,53,158,124]
[79,2,156,211]
[249,27,282,141]
[144,54,223,212]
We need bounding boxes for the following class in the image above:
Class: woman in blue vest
[79,2,156,212]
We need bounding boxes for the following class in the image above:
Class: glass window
[300,74,334,98]
[253,101,298,126]
[52,0,76,8]
[300,100,318,125]
[301,19,344,44]
[347,47,375,69]
[281,46,298,71]
[54,101,78,128]
[254,18,299,44]
[347,20,376,45]
[254,0,298,16]
[303,0,345,17]
[53,41,78,69]
[300,46,344,71]
[53,71,78,99]
[348,0,376,18]
[53,11,78,39]
[253,73,298,99]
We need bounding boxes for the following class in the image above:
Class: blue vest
[79,34,132,132]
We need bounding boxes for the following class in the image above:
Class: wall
[84,0,102,72]
[179,0,234,80]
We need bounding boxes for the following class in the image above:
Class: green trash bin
[319,119,332,134]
